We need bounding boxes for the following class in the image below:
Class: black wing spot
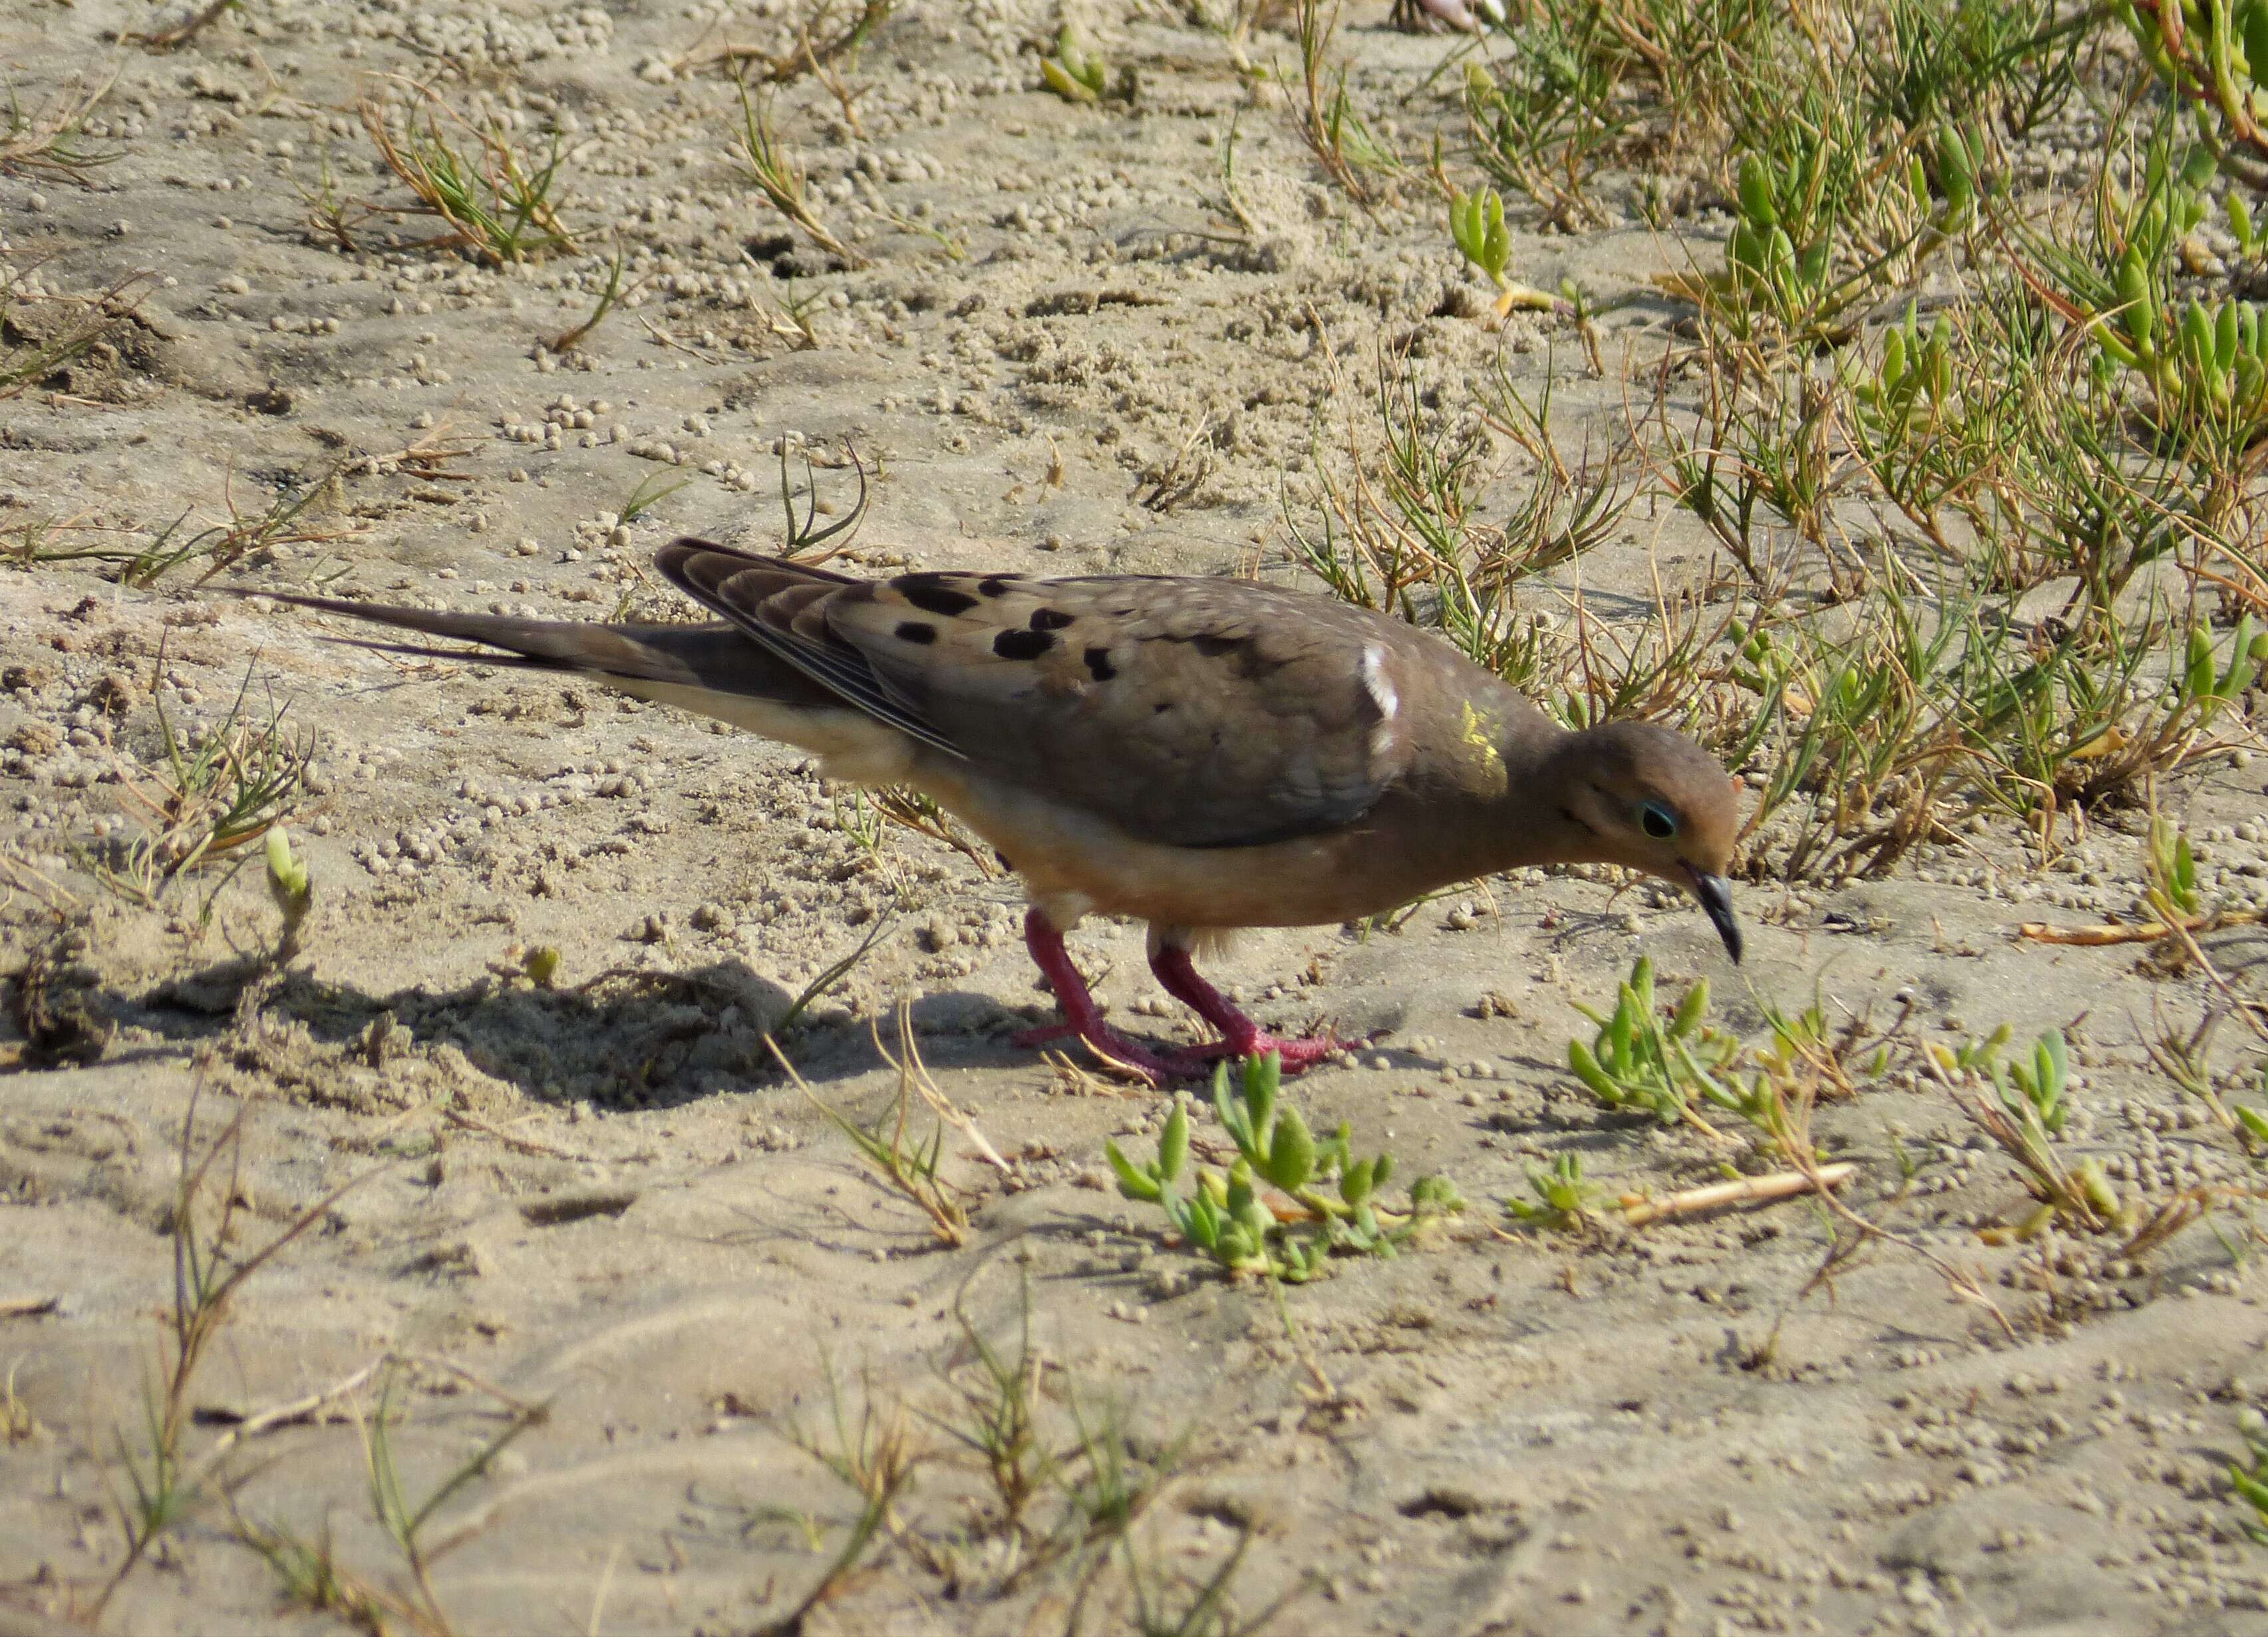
[1153,700,1172,714]
[1192,634,1244,659]
[1030,607,1075,631]
[993,629,1055,661]
[901,579,980,617]
[1083,646,1116,681]
[895,621,938,645]
[979,576,1014,597]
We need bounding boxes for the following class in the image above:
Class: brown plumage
[256,540,1744,1082]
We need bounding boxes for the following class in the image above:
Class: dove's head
[1551,720,1746,963]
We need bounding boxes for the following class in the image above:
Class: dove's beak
[1685,869,1743,965]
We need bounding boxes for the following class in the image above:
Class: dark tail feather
[238,591,840,709]
[240,591,677,676]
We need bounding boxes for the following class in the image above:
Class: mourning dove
[261,541,1743,1082]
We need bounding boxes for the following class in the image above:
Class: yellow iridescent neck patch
[1459,700,1507,795]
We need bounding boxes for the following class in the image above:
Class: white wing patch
[1359,642,1399,759]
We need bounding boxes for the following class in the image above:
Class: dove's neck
[1393,699,1597,883]
[1486,720,1609,869]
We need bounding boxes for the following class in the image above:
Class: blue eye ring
[1639,801,1678,840]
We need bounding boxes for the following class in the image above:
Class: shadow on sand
[17,951,1075,1108]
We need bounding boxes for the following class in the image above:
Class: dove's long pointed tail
[243,591,806,693]
[245,591,915,777]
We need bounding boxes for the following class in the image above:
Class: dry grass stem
[870,1005,1011,1174]
[768,1029,975,1246]
[679,0,898,82]
[729,77,870,269]
[357,78,578,267]
[1,265,154,402]
[0,71,119,184]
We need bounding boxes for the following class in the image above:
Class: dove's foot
[1158,1032,1347,1075]
[1149,946,1351,1076]
[1019,911,1182,1084]
[1019,913,1351,1086]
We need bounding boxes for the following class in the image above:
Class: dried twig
[1619,1162,1856,1227]
[196,1362,383,1462]
[122,1,238,51]
[2018,908,2267,946]
[438,1105,604,1165]
[340,426,482,479]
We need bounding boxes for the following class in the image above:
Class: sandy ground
[5,2,2268,1633]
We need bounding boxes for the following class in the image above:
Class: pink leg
[1013,909,1179,1083]
[1148,945,1349,1073]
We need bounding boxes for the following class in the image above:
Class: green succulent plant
[2114,0,2268,169]
[1504,1153,1605,1229]
[1854,301,1956,436]
[1041,25,1112,103]
[1106,1054,1463,1283]
[1446,186,1556,315]
[1567,957,1738,1125]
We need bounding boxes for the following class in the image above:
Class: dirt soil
[5,3,2268,1634]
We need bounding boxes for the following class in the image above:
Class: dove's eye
[1638,801,1678,840]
